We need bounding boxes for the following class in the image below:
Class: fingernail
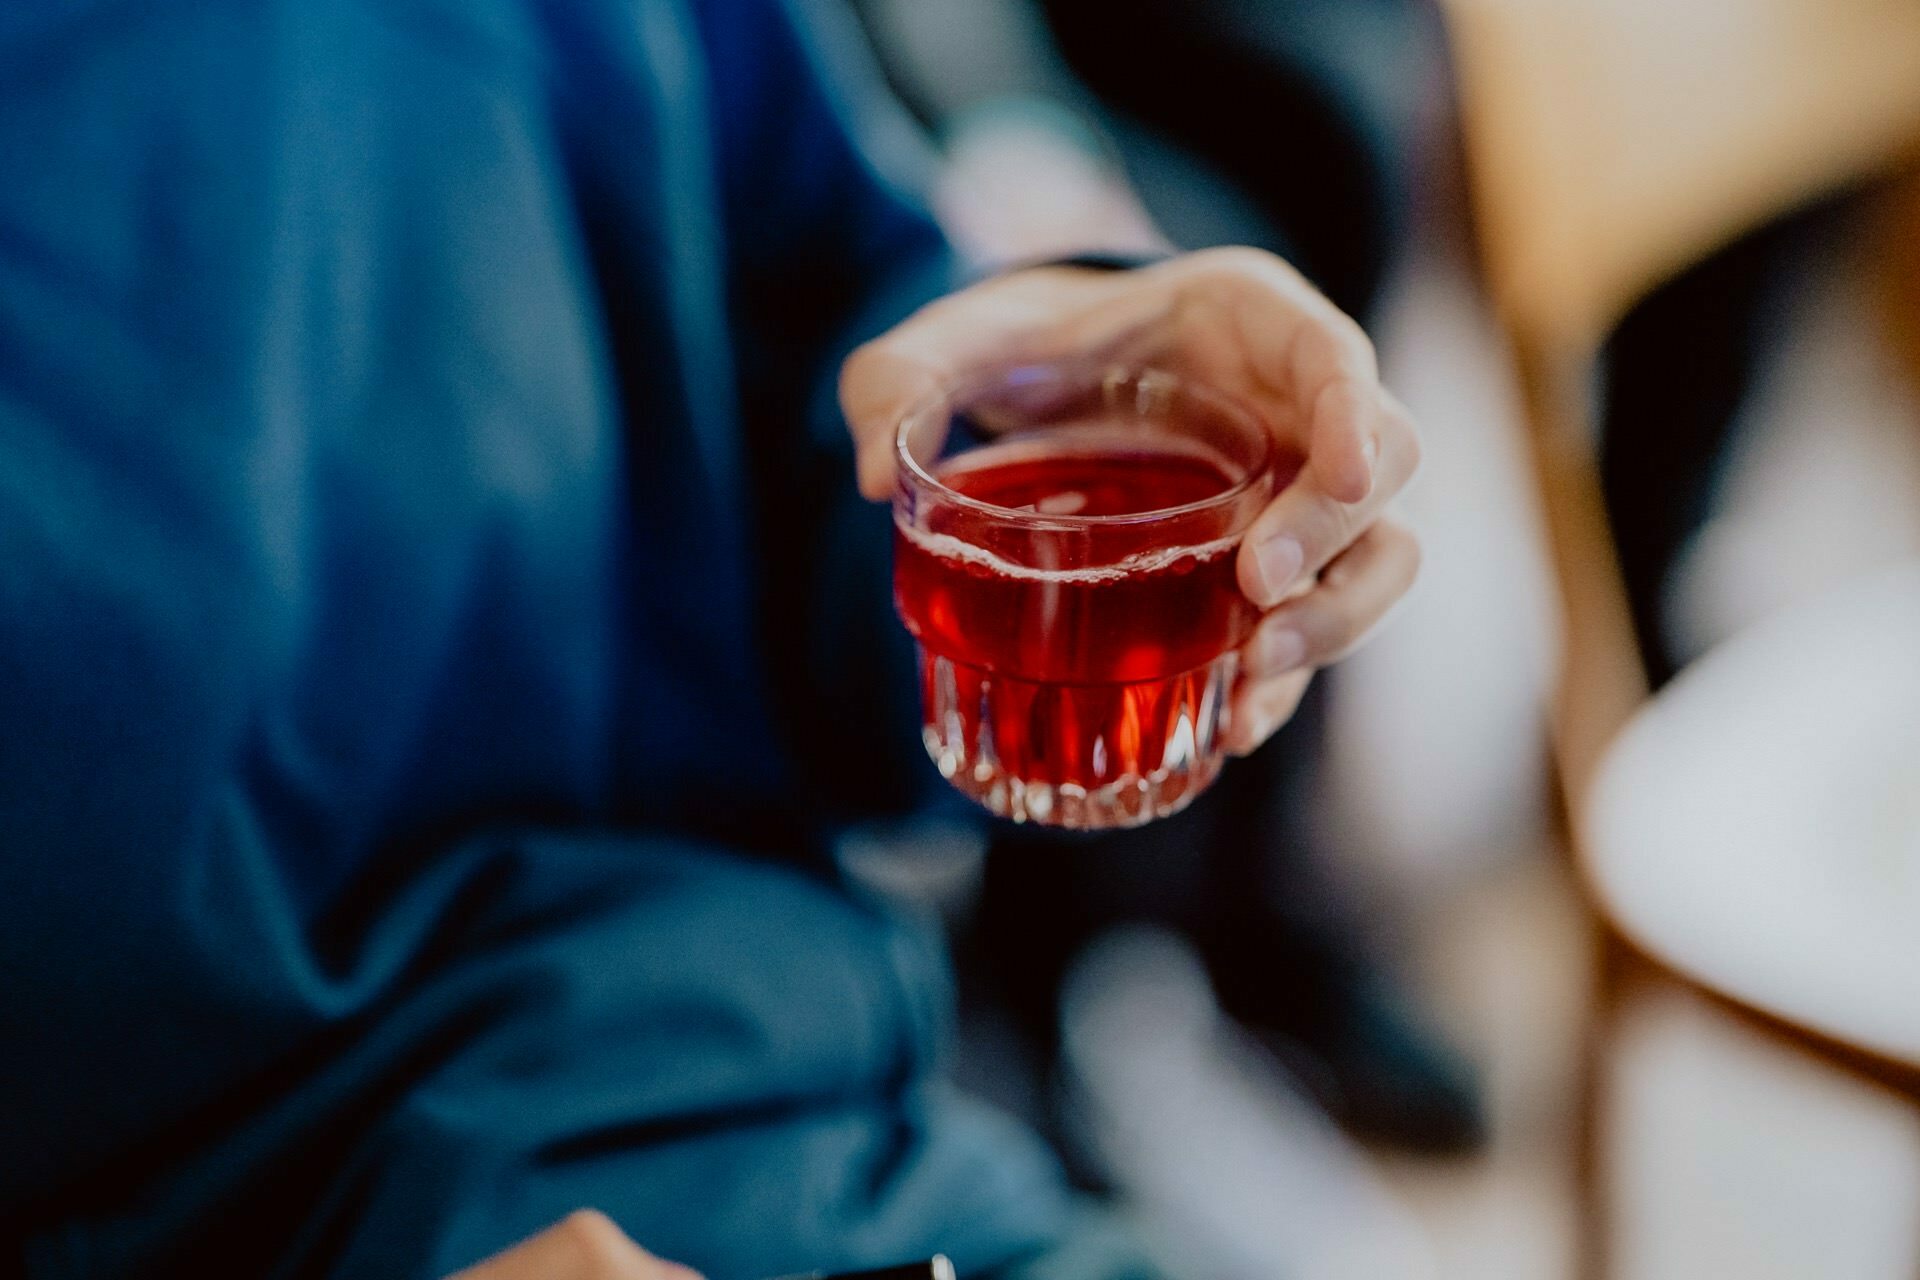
[1348,434,1379,502]
[1259,626,1307,673]
[1254,535,1303,603]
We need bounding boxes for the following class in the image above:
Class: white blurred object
[1059,927,1438,1280]
[835,816,987,920]
[852,0,1066,122]
[1326,255,1558,886]
[1608,988,1920,1280]
[1670,238,1920,660]
[1589,562,1920,1067]
[932,98,1170,269]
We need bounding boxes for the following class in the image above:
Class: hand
[840,247,1421,753]
[449,1211,704,1280]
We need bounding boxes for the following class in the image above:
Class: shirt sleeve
[698,0,962,825]
[698,0,951,352]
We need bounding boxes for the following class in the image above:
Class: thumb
[838,267,1136,500]
[840,293,1028,500]
[839,330,953,501]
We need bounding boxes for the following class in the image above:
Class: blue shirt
[0,2,1150,1276]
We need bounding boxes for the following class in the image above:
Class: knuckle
[1228,711,1270,756]
[1318,603,1364,657]
[1330,313,1376,375]
[1396,525,1424,586]
[1254,672,1309,727]
[1382,392,1418,439]
[1199,245,1307,297]
[1392,411,1423,479]
[1374,395,1421,479]
[1203,244,1282,276]
[1368,516,1418,567]
[1319,498,1363,565]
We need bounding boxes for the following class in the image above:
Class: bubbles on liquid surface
[894,517,1240,584]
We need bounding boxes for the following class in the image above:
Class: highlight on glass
[892,362,1290,829]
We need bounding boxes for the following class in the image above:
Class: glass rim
[893,363,1275,530]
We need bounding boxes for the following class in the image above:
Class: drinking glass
[892,362,1281,829]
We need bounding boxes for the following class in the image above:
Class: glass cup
[892,362,1280,829]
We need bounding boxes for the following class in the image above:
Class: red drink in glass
[892,366,1280,828]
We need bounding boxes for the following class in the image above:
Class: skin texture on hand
[448,1211,705,1280]
[840,246,1422,754]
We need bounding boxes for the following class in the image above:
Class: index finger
[1235,389,1419,608]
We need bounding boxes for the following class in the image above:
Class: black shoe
[1208,936,1487,1157]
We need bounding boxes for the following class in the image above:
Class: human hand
[840,248,1421,753]
[448,1211,704,1280]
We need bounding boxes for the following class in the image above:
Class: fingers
[1273,311,1378,502]
[1236,390,1419,608]
[1305,378,1379,505]
[1143,249,1415,612]
[840,247,1395,511]
[1223,518,1418,755]
[1225,668,1314,756]
[449,1210,705,1280]
[1169,248,1380,502]
[1238,518,1421,683]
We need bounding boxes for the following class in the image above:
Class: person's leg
[967,780,1224,1065]
[1195,683,1484,1153]
[969,678,1483,1156]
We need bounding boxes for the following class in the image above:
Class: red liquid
[894,442,1267,825]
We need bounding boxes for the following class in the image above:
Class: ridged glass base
[917,650,1237,829]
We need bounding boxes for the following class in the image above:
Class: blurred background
[823,0,1920,1276]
